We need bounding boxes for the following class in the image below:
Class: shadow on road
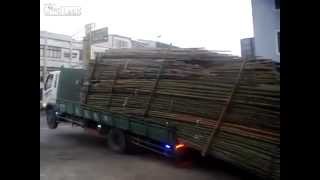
[58,130,261,180]
[40,112,262,180]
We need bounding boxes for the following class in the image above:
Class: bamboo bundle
[80,48,280,180]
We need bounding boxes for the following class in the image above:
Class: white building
[91,35,178,59]
[40,31,83,78]
[135,39,176,48]
[91,34,133,59]
[40,31,83,103]
[251,0,280,62]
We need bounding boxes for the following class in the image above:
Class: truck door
[43,73,56,107]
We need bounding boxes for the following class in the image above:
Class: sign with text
[44,3,82,16]
[91,27,108,43]
[85,23,96,35]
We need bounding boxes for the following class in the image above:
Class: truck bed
[56,67,177,156]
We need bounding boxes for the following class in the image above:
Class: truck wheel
[46,108,58,129]
[107,128,127,153]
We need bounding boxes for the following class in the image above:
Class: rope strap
[84,59,98,104]
[144,61,165,117]
[201,60,247,156]
[107,65,121,110]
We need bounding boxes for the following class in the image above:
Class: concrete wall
[252,0,280,62]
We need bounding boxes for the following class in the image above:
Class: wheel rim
[108,129,126,152]
[46,109,57,128]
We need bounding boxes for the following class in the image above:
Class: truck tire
[107,128,127,153]
[46,108,58,129]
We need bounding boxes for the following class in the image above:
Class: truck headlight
[42,103,47,108]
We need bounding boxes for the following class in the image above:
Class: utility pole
[83,23,95,69]
[87,32,92,66]
[83,35,91,69]
[83,23,108,68]
[43,32,48,84]
[69,39,73,68]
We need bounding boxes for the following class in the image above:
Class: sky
[40,0,253,56]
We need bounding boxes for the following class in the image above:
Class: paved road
[40,111,252,180]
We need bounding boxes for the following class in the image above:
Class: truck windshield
[45,74,53,90]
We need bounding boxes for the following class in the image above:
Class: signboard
[91,27,108,43]
[85,23,95,35]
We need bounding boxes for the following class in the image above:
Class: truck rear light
[175,143,185,150]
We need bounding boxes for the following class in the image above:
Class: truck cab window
[54,74,58,88]
[45,74,53,90]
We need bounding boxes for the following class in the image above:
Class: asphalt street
[40,111,254,180]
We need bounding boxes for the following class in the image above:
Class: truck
[42,49,279,180]
[42,68,185,157]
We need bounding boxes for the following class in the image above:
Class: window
[72,52,77,58]
[114,39,120,48]
[40,45,44,57]
[121,41,128,48]
[55,48,61,58]
[114,39,129,48]
[64,52,77,58]
[124,41,128,47]
[275,0,280,10]
[276,31,280,54]
[48,49,53,57]
[45,74,53,90]
[42,46,61,58]
[79,50,83,61]
[64,52,70,58]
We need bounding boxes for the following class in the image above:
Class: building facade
[40,31,83,77]
[251,0,280,62]
[40,31,83,104]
